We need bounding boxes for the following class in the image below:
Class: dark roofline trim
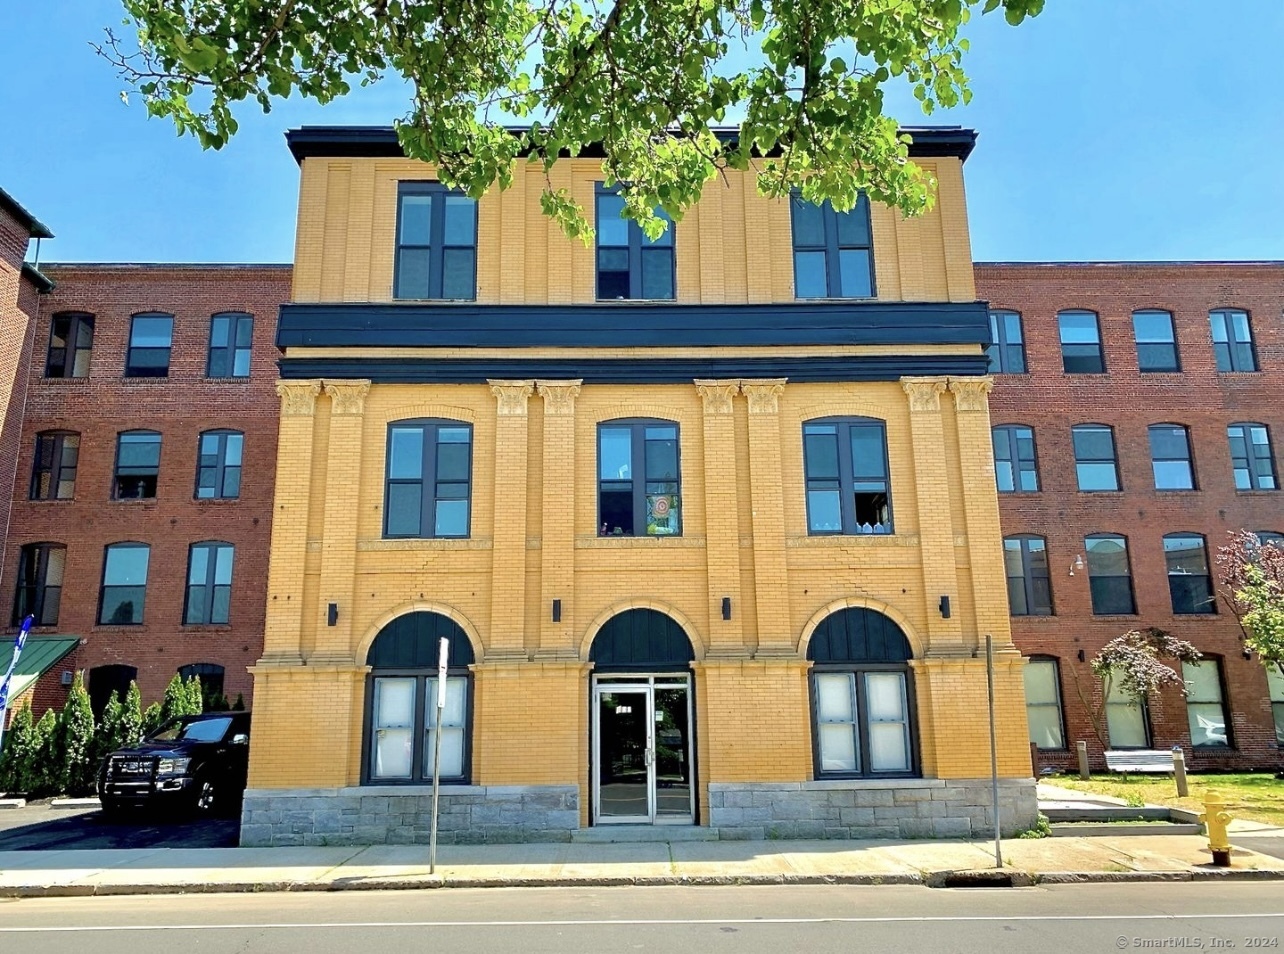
[0,188,53,240]
[21,263,54,294]
[279,354,989,385]
[40,262,293,271]
[976,260,1284,268]
[285,125,977,165]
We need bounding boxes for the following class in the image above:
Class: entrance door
[593,676,693,825]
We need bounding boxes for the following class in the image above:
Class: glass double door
[593,676,693,825]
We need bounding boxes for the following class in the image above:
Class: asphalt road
[0,882,1281,954]
[0,804,237,850]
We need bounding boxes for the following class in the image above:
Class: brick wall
[978,262,1284,770]
[4,264,291,712]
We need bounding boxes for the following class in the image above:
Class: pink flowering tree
[1216,530,1284,683]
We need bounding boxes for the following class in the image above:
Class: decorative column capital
[947,376,994,412]
[694,379,741,415]
[741,378,787,415]
[276,380,323,417]
[901,376,948,413]
[488,379,536,416]
[536,379,583,416]
[323,380,372,416]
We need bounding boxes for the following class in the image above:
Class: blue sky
[4,1,1283,264]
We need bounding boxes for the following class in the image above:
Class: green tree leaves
[100,0,1043,236]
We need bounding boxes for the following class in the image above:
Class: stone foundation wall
[239,784,579,847]
[707,778,1038,840]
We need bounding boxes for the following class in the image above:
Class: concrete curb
[1,867,1281,898]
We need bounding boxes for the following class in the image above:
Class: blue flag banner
[0,615,35,717]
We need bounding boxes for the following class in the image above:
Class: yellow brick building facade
[240,127,1037,846]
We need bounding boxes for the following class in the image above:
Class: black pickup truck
[98,712,251,819]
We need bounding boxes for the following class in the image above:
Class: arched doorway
[588,608,696,826]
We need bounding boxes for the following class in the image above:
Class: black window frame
[30,430,80,500]
[992,424,1039,493]
[597,418,683,537]
[206,312,253,379]
[363,669,475,785]
[1182,656,1233,749]
[1071,423,1121,492]
[45,312,94,379]
[98,541,150,626]
[1024,655,1067,751]
[1228,422,1277,491]
[1210,308,1257,372]
[113,429,162,500]
[789,191,876,299]
[183,541,235,626]
[1057,310,1106,374]
[1132,309,1180,373]
[1004,534,1052,617]
[125,312,174,378]
[1164,532,1216,616]
[802,417,893,535]
[195,429,244,500]
[12,542,66,627]
[1149,423,1197,491]
[393,181,479,301]
[986,309,1027,373]
[594,184,675,301]
[1085,532,1136,616]
[383,419,474,540]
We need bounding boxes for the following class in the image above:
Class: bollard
[1076,740,1090,780]
[1198,791,1233,867]
[1030,741,1039,777]
[1172,746,1188,797]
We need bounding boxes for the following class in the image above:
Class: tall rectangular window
[1086,533,1135,615]
[384,420,473,538]
[30,431,79,500]
[992,425,1039,493]
[986,310,1027,373]
[1228,423,1277,491]
[1058,311,1105,373]
[184,542,234,625]
[98,543,150,625]
[1183,659,1230,748]
[12,543,65,626]
[1105,673,1150,748]
[804,418,892,534]
[45,313,93,378]
[369,675,470,782]
[595,188,675,300]
[598,420,682,536]
[125,314,174,377]
[1024,658,1066,750]
[394,183,478,300]
[1004,535,1052,616]
[207,313,253,378]
[196,430,243,499]
[1268,666,1284,746]
[1210,309,1257,372]
[1072,424,1120,491]
[1165,533,1215,615]
[1149,424,1195,490]
[1133,310,1180,372]
[812,670,912,776]
[791,193,875,299]
[114,431,162,499]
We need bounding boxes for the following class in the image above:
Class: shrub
[232,693,245,711]
[1017,813,1053,839]
[57,673,97,796]
[141,701,164,738]
[0,705,38,794]
[119,682,143,745]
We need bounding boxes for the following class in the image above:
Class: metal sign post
[985,633,1002,869]
[428,636,449,875]
[0,616,35,762]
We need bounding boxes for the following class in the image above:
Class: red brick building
[979,262,1284,771]
[2,261,290,716]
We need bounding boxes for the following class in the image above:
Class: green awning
[3,636,80,702]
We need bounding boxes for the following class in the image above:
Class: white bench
[1104,750,1174,774]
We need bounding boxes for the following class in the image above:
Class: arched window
[1058,310,1105,373]
[803,417,892,534]
[1024,657,1066,750]
[807,607,917,778]
[179,663,226,708]
[88,664,138,717]
[30,430,80,500]
[384,419,473,538]
[46,312,94,379]
[1084,533,1135,615]
[597,419,681,537]
[1132,310,1179,372]
[1228,423,1277,491]
[992,424,1038,493]
[987,310,1026,374]
[1210,309,1256,372]
[98,542,150,625]
[12,542,65,626]
[1182,657,1230,748]
[1071,424,1120,492]
[184,542,235,625]
[1003,535,1051,616]
[363,612,475,784]
[207,312,253,378]
[126,312,174,377]
[113,430,162,499]
[1163,533,1214,615]
[196,430,244,499]
[1148,424,1195,490]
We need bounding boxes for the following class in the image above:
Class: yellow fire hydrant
[1198,791,1233,867]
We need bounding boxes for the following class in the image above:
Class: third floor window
[1164,533,1215,615]
[114,430,162,499]
[986,310,1026,373]
[126,313,174,377]
[1210,309,1257,372]
[992,425,1038,493]
[1072,424,1120,492]
[46,312,93,378]
[196,430,243,499]
[1228,423,1277,491]
[207,313,253,378]
[1058,310,1105,373]
[394,183,478,300]
[1085,533,1136,615]
[595,188,675,300]
[185,542,234,625]
[13,542,65,627]
[1132,310,1180,372]
[99,542,150,625]
[30,430,79,500]
[791,194,874,299]
[1149,424,1195,490]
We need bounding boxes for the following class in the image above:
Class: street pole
[985,633,1002,869]
[429,636,448,875]
[0,616,35,763]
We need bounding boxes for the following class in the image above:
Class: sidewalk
[2,831,1283,897]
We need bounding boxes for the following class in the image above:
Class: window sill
[578,535,704,548]
[203,376,252,383]
[121,375,172,381]
[92,624,145,631]
[1154,489,1200,495]
[358,537,492,551]
[788,534,917,548]
[193,497,243,504]
[1077,490,1124,496]
[389,298,478,304]
[25,497,76,504]
[112,498,159,505]
[792,296,879,303]
[1010,614,1057,621]
[802,776,927,789]
[1235,489,1280,496]
[1090,614,1140,619]
[181,624,233,632]
[594,298,680,304]
[38,376,91,384]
